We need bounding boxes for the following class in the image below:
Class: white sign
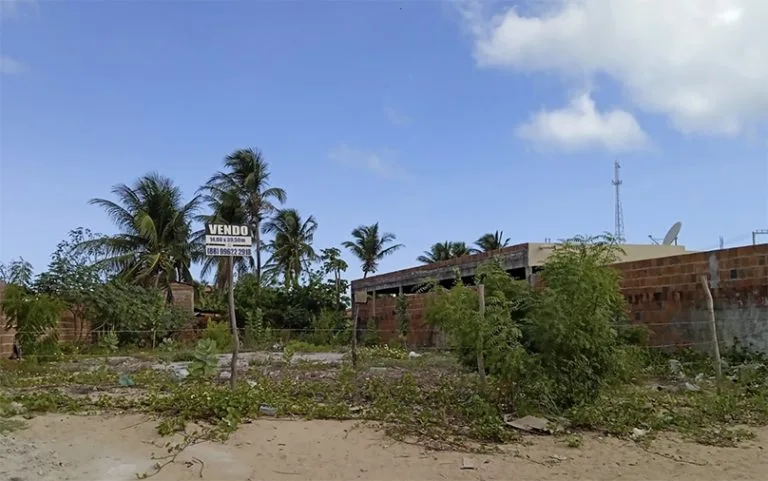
[205,224,252,257]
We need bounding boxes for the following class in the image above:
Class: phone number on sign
[205,246,251,257]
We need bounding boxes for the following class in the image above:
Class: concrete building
[351,242,687,298]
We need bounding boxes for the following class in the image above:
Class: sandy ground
[2,414,767,481]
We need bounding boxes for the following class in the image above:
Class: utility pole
[612,160,625,243]
[719,236,724,249]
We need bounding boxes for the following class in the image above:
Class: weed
[188,339,219,379]
[565,434,582,448]
[0,418,27,434]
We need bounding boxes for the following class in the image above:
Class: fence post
[699,275,722,380]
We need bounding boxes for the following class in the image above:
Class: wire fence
[3,321,732,353]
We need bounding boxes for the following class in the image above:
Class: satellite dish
[662,221,682,245]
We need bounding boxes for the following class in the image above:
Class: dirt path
[2,414,767,480]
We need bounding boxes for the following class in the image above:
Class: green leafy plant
[1,283,64,360]
[97,330,119,353]
[188,339,219,379]
[202,320,232,351]
[243,307,265,349]
[395,295,409,346]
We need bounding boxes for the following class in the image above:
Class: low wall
[616,244,768,351]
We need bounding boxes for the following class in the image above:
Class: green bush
[202,321,232,351]
[1,283,64,360]
[85,281,189,347]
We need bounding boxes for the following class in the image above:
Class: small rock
[669,359,682,375]
[219,370,232,380]
[630,428,648,440]
[460,457,476,469]
[682,382,701,392]
[504,415,553,434]
[247,380,258,388]
[8,401,25,415]
[408,351,422,359]
[694,373,705,383]
[550,454,568,462]
[171,367,189,381]
[260,405,277,416]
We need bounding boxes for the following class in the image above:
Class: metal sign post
[205,224,252,389]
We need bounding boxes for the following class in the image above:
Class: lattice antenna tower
[612,160,625,243]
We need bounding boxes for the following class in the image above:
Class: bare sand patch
[2,414,767,481]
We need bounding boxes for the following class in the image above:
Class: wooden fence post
[699,275,722,380]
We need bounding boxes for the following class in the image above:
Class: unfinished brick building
[350,243,768,351]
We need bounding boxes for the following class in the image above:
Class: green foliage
[262,208,318,288]
[189,339,219,379]
[417,241,472,264]
[395,295,409,341]
[343,223,403,277]
[243,306,265,349]
[1,283,64,359]
[363,317,379,346]
[425,259,530,383]
[473,231,510,253]
[87,172,200,287]
[86,280,189,347]
[234,271,347,333]
[202,320,232,351]
[425,234,634,413]
[160,337,179,352]
[525,234,626,409]
[97,330,119,353]
[0,257,34,288]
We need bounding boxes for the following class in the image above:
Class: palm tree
[472,230,511,253]
[206,148,286,285]
[342,223,403,278]
[86,173,199,289]
[262,208,318,288]
[193,183,254,290]
[417,241,471,264]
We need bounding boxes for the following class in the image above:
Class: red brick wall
[615,244,768,349]
[356,293,442,346]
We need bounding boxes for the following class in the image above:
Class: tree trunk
[228,256,239,390]
[254,221,262,285]
[335,272,341,310]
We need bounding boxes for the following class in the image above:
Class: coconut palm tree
[472,230,511,253]
[206,148,286,285]
[193,183,254,290]
[417,241,471,264]
[262,208,318,288]
[342,223,403,278]
[86,173,199,289]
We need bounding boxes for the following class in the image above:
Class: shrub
[202,321,232,351]
[1,284,64,360]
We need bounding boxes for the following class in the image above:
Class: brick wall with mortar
[355,245,768,351]
[614,244,768,350]
[356,293,445,347]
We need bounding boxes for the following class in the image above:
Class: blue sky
[1,0,766,282]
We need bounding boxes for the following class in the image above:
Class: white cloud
[464,0,768,136]
[0,56,23,75]
[328,144,409,180]
[516,92,648,151]
[384,106,413,126]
